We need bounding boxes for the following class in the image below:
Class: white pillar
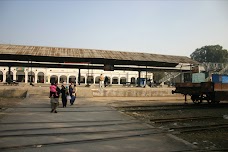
[118,77,120,85]
[3,71,6,82]
[25,71,28,83]
[13,71,16,81]
[34,72,38,83]
[58,75,60,84]
[67,75,69,84]
[127,73,130,82]
[85,75,87,84]
[93,76,96,84]
[110,76,113,84]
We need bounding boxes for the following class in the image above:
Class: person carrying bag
[70,84,77,105]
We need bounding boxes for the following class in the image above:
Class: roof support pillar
[78,68,81,85]
[29,60,34,86]
[138,70,141,87]
[6,65,12,84]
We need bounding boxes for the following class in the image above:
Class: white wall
[0,67,153,84]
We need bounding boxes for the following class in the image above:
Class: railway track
[0,127,164,138]
[0,121,143,133]
[118,103,228,112]
[169,123,228,133]
[116,103,228,150]
[150,115,223,123]
[0,129,166,151]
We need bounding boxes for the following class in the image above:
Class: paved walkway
[0,96,196,152]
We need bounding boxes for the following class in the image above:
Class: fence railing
[159,72,180,83]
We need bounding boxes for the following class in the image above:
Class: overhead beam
[0,61,190,72]
[0,54,178,67]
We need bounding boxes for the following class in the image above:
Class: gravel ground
[114,101,228,150]
[0,97,23,108]
[0,97,24,119]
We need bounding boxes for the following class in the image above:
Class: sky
[0,0,227,57]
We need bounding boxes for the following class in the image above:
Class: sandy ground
[0,97,24,108]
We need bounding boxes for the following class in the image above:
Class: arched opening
[120,77,126,84]
[80,76,85,84]
[60,75,67,83]
[131,77,136,84]
[0,71,3,82]
[104,76,111,87]
[69,76,76,83]
[106,76,111,84]
[50,75,58,84]
[95,76,100,84]
[112,77,118,84]
[87,76,94,84]
[28,71,35,83]
[6,71,13,82]
[16,71,25,82]
[37,72,44,83]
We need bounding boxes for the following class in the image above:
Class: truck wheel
[191,95,196,102]
[207,100,213,104]
[206,93,214,104]
[191,95,201,104]
[214,100,220,104]
[193,99,201,104]
[209,96,220,104]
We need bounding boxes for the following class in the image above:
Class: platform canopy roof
[0,44,198,71]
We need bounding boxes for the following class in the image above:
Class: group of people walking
[49,74,107,113]
[49,82,77,113]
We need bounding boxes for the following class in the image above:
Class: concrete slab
[0,96,196,152]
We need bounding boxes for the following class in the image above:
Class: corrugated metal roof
[0,44,198,66]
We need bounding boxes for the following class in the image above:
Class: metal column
[78,68,81,85]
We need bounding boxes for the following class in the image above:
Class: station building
[0,67,153,85]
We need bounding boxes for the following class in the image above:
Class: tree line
[190,45,228,63]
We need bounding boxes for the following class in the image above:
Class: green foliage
[190,45,228,63]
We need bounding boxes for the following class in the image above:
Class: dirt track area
[109,99,228,151]
[0,97,24,119]
[0,97,23,108]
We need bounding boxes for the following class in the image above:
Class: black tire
[214,100,220,104]
[193,99,202,104]
[207,93,219,104]
[191,95,196,102]
[207,100,213,104]
[205,95,212,104]
[191,94,201,104]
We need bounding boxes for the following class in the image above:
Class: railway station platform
[0,95,197,152]
[0,84,183,98]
